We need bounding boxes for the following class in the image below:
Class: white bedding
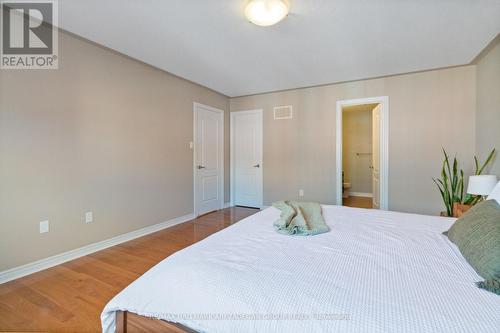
[101,205,500,333]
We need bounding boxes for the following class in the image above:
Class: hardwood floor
[343,196,373,209]
[0,207,259,333]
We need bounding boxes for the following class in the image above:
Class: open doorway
[336,97,388,209]
[342,103,377,208]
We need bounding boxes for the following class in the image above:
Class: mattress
[101,205,500,332]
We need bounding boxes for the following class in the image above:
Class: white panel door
[231,110,263,208]
[372,104,381,209]
[195,104,223,216]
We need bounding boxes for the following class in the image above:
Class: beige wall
[230,66,477,215]
[342,108,373,194]
[475,38,500,176]
[1,30,493,272]
[0,31,229,271]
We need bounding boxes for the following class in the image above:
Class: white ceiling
[59,0,500,97]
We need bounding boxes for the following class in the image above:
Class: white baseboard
[0,213,195,285]
[228,201,265,210]
[348,192,373,198]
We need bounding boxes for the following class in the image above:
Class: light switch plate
[85,211,93,223]
[39,220,49,234]
[299,189,304,197]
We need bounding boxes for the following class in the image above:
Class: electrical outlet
[39,220,49,234]
[189,141,193,149]
[85,211,93,223]
[299,189,304,197]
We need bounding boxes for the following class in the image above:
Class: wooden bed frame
[116,311,197,333]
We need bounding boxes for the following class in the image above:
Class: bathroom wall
[342,108,373,195]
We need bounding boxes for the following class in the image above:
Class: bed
[101,205,500,332]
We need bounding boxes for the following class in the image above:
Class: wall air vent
[273,105,293,120]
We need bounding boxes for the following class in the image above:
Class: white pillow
[487,180,500,204]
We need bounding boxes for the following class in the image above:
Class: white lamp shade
[467,175,498,195]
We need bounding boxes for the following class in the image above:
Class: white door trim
[193,102,224,216]
[335,96,389,210]
[230,109,264,208]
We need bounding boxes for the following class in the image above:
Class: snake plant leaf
[433,178,445,193]
[477,148,496,175]
[471,195,481,205]
[441,160,448,183]
[432,178,451,216]
[452,156,458,189]
[444,150,452,181]
[456,179,463,203]
[433,178,445,196]
[435,178,445,187]
[463,194,473,205]
[459,169,464,203]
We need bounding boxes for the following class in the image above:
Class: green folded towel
[272,201,329,236]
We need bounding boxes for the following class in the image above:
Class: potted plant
[433,148,496,217]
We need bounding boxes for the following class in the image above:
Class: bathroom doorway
[336,97,388,209]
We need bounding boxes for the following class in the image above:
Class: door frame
[230,109,264,208]
[335,96,389,210]
[193,102,224,217]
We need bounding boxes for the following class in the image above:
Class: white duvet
[101,205,500,333]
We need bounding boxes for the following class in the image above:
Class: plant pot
[452,203,473,218]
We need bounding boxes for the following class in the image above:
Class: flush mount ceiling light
[245,0,290,26]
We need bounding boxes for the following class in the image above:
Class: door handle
[253,164,260,168]
[197,165,206,169]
